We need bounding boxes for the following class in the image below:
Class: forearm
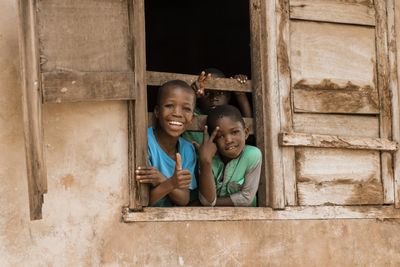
[168,188,190,206]
[149,179,174,205]
[235,93,252,117]
[215,197,234,206]
[198,160,217,204]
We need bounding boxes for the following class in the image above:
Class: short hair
[204,68,225,78]
[206,105,245,135]
[156,79,196,107]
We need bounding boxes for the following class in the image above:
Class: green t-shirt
[212,145,262,207]
[182,107,204,145]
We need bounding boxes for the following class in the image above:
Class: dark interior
[145,0,251,77]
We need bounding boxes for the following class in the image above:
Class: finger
[209,126,220,142]
[175,153,182,171]
[203,125,209,141]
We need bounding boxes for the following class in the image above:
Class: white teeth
[226,146,236,150]
[169,121,183,126]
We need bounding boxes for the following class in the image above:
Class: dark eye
[164,104,174,109]
[232,130,240,135]
[183,106,192,112]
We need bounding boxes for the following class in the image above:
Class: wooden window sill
[122,205,400,222]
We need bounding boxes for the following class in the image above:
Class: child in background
[194,105,261,207]
[135,80,197,206]
[183,68,252,145]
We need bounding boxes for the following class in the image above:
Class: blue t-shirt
[148,127,197,206]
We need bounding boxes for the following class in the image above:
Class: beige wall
[1,1,400,266]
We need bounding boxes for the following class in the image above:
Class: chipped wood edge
[123,205,400,222]
[17,0,47,220]
[389,0,400,208]
[375,0,395,204]
[146,71,252,92]
[277,0,297,206]
[279,132,398,151]
[128,0,148,210]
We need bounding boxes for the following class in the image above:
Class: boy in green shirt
[194,105,262,207]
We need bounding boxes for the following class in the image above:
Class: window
[17,0,400,221]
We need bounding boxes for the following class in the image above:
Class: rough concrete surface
[1,1,400,266]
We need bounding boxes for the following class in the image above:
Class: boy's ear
[244,126,250,140]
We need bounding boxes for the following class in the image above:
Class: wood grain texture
[148,113,254,134]
[250,0,285,208]
[146,71,252,93]
[293,113,379,138]
[42,71,135,102]
[123,205,400,222]
[128,0,148,209]
[280,132,398,151]
[293,87,380,114]
[393,0,400,208]
[296,148,384,205]
[375,0,395,204]
[37,0,131,72]
[290,0,375,26]
[290,21,379,114]
[250,0,269,207]
[17,0,46,220]
[277,0,297,206]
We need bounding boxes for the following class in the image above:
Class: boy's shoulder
[241,145,262,166]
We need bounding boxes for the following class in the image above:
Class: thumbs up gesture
[170,153,192,189]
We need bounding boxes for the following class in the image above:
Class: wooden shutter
[17,0,148,220]
[274,0,399,207]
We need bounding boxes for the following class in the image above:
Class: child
[135,80,197,206]
[194,105,261,207]
[183,68,252,145]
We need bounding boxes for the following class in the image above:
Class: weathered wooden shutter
[271,0,399,207]
[17,0,148,220]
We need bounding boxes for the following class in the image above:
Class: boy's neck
[154,127,179,157]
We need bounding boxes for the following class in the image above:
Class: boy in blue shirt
[135,80,197,206]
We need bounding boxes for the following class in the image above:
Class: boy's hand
[135,166,167,187]
[193,126,218,164]
[192,71,211,97]
[232,74,248,84]
[170,153,192,189]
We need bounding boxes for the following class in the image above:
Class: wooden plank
[146,71,253,93]
[264,0,285,209]
[128,0,148,209]
[279,132,398,151]
[276,0,297,206]
[295,148,381,184]
[37,0,131,72]
[42,71,135,102]
[375,0,395,204]
[290,0,375,26]
[250,0,269,207]
[296,148,383,205]
[293,88,380,114]
[17,0,46,220]
[297,182,384,205]
[293,114,379,138]
[250,0,286,208]
[290,21,378,101]
[148,113,254,134]
[393,0,400,208]
[123,205,400,222]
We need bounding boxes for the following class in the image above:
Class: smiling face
[154,86,195,138]
[213,116,249,161]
